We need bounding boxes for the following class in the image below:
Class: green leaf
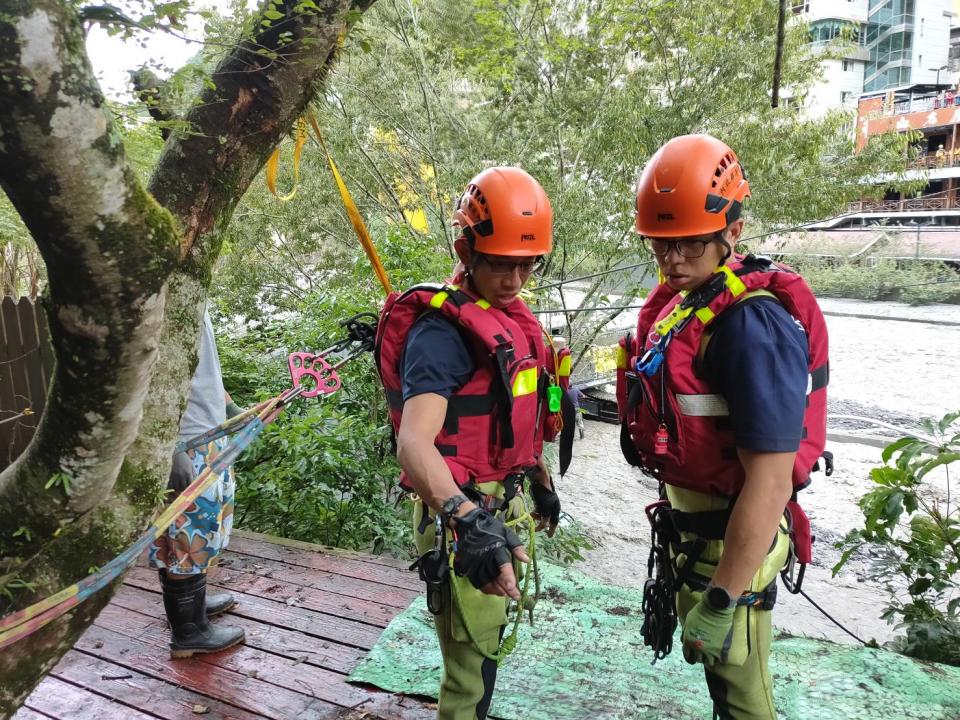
[937,411,960,434]
[263,9,284,20]
[917,452,960,480]
[881,436,916,464]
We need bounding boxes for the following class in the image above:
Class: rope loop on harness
[447,503,540,665]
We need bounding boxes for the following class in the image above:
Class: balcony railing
[847,196,960,213]
[908,152,960,170]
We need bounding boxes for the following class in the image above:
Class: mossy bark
[0,0,377,713]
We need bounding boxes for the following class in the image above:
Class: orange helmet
[453,167,552,256]
[635,134,750,238]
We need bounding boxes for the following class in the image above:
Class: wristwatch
[705,583,737,611]
[440,494,470,523]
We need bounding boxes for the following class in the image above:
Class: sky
[84,2,224,100]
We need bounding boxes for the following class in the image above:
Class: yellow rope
[304,112,393,296]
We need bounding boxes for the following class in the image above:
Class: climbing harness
[411,477,542,665]
[0,314,377,650]
[447,499,541,665]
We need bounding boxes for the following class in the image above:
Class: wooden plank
[16,298,44,431]
[51,649,270,720]
[218,552,418,609]
[124,566,390,642]
[226,534,421,592]
[23,675,160,720]
[90,605,394,712]
[32,298,54,399]
[74,624,342,720]
[133,564,401,628]
[110,584,367,673]
[0,297,20,469]
[11,707,54,720]
[0,296,31,463]
[231,530,411,571]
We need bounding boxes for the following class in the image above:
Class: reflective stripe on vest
[513,367,539,397]
[676,363,828,418]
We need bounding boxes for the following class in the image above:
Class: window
[843,59,852,71]
[841,91,853,104]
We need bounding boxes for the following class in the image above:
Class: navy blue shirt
[402,313,475,401]
[701,297,809,453]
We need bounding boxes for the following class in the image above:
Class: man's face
[466,254,543,308]
[647,232,728,292]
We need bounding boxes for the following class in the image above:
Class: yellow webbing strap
[653,265,750,337]
[265,117,308,201]
[305,112,393,296]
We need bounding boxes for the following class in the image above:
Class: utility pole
[772,0,787,108]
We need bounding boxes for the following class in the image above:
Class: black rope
[532,304,645,315]
[798,588,868,646]
[530,261,655,292]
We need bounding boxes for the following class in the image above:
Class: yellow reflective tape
[558,354,572,377]
[615,345,628,369]
[305,111,393,295]
[512,367,538,397]
[695,306,715,324]
[475,299,491,310]
[265,117,307,202]
[718,265,747,296]
[430,291,448,309]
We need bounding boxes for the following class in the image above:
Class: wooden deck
[16,530,435,720]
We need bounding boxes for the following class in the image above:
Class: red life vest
[616,255,829,561]
[375,282,567,490]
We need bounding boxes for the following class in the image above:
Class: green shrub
[786,257,960,305]
[834,412,960,665]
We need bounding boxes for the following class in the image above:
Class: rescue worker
[375,167,565,719]
[617,135,828,719]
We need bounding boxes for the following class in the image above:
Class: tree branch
[130,67,178,140]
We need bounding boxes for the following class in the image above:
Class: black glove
[452,508,523,590]
[530,475,561,536]
[166,451,196,496]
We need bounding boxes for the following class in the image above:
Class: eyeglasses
[478,255,546,276]
[642,233,721,259]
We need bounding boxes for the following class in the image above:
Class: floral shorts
[149,437,236,575]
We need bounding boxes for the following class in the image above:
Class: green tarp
[349,563,960,719]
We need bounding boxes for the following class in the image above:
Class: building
[792,1,955,118]
[792,0,870,117]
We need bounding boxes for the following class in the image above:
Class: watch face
[707,586,733,610]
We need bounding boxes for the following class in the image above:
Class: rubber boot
[160,571,245,658]
[206,589,237,617]
[158,571,236,617]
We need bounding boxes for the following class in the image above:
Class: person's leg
[150,440,244,656]
[669,486,788,720]
[414,498,508,720]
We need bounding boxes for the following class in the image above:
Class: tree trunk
[0,0,376,713]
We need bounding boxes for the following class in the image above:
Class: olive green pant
[413,485,525,720]
[667,486,790,720]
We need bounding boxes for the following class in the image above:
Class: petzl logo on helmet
[521,233,536,242]
[657,213,674,221]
